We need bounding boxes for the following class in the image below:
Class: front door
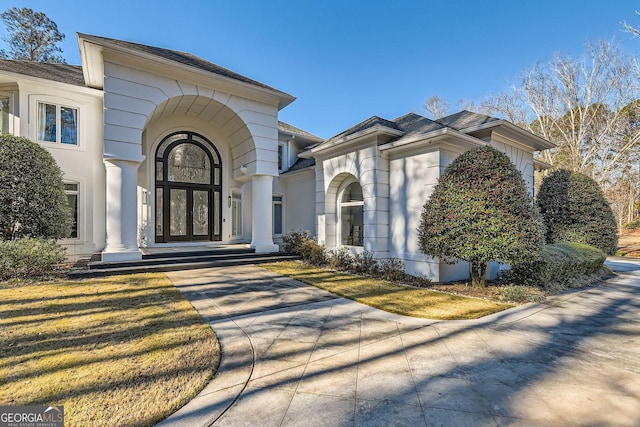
[155,132,222,243]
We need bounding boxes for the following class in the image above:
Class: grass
[263,261,513,320]
[0,273,220,427]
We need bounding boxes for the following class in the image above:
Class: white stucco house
[0,34,553,281]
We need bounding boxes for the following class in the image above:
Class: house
[0,34,553,281]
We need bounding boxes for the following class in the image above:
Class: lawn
[0,273,220,427]
[263,261,513,320]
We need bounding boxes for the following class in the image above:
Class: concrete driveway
[159,261,640,426]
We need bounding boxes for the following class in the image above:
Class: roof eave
[378,127,484,152]
[459,120,556,151]
[312,125,404,155]
[77,33,295,110]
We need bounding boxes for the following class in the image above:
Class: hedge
[512,242,606,290]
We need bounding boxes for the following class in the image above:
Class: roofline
[458,119,556,150]
[534,158,554,170]
[0,67,102,96]
[77,33,295,110]
[378,127,484,152]
[311,124,404,155]
[278,123,323,142]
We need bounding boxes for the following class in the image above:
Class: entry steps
[68,247,300,278]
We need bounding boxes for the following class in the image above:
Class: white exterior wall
[316,142,389,257]
[277,169,316,235]
[11,79,105,259]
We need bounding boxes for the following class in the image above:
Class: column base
[251,243,280,253]
[101,249,143,262]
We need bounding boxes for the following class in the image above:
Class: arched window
[339,181,364,246]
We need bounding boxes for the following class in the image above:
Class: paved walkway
[159,261,640,426]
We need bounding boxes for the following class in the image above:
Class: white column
[102,157,144,262]
[250,174,279,253]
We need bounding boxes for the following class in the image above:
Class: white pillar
[250,174,278,253]
[102,157,144,262]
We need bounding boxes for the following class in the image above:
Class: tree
[424,96,450,119]
[418,146,544,287]
[0,7,65,63]
[482,40,640,188]
[0,134,72,240]
[537,169,618,255]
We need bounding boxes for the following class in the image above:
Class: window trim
[338,180,364,247]
[273,194,284,237]
[0,92,14,134]
[30,95,83,151]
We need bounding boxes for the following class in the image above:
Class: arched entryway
[155,131,222,243]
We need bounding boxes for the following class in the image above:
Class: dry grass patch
[0,273,220,427]
[263,261,512,320]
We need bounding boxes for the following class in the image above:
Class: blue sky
[2,1,639,138]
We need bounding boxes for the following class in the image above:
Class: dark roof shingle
[0,60,85,87]
[79,33,286,94]
[434,110,500,130]
[278,121,322,140]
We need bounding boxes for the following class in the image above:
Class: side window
[0,96,10,134]
[273,195,283,235]
[339,182,364,246]
[37,102,78,145]
[231,192,242,237]
[64,182,79,239]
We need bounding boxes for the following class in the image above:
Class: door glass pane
[214,191,220,235]
[167,143,210,184]
[60,106,78,145]
[214,168,220,185]
[156,188,163,237]
[37,102,56,142]
[193,190,209,236]
[170,189,187,236]
[341,205,363,246]
[156,161,163,181]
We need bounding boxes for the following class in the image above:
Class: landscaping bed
[0,273,220,427]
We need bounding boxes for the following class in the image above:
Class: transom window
[37,102,78,145]
[340,182,364,246]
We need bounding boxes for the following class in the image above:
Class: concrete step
[68,250,300,278]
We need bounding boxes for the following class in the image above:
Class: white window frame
[0,92,14,135]
[63,180,80,240]
[30,95,82,150]
[338,180,364,247]
[273,194,284,237]
[231,191,243,238]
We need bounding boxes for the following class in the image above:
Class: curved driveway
[159,260,640,426]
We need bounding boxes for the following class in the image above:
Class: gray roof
[434,110,500,130]
[392,112,445,136]
[282,157,316,174]
[0,59,85,86]
[325,115,401,143]
[79,33,285,94]
[278,121,322,140]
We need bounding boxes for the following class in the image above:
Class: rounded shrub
[0,237,66,280]
[512,242,606,290]
[537,169,618,255]
[418,146,544,286]
[0,134,72,240]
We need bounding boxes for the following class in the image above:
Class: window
[65,182,79,238]
[273,195,283,235]
[340,182,363,246]
[278,143,284,171]
[37,102,78,145]
[0,96,9,134]
[231,192,242,237]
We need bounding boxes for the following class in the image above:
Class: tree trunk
[470,260,487,287]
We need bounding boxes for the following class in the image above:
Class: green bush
[353,250,378,275]
[623,220,640,230]
[379,257,406,282]
[281,230,312,254]
[0,238,66,280]
[328,247,354,271]
[0,134,72,240]
[418,146,544,287]
[300,239,327,266]
[512,242,606,290]
[537,169,618,255]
